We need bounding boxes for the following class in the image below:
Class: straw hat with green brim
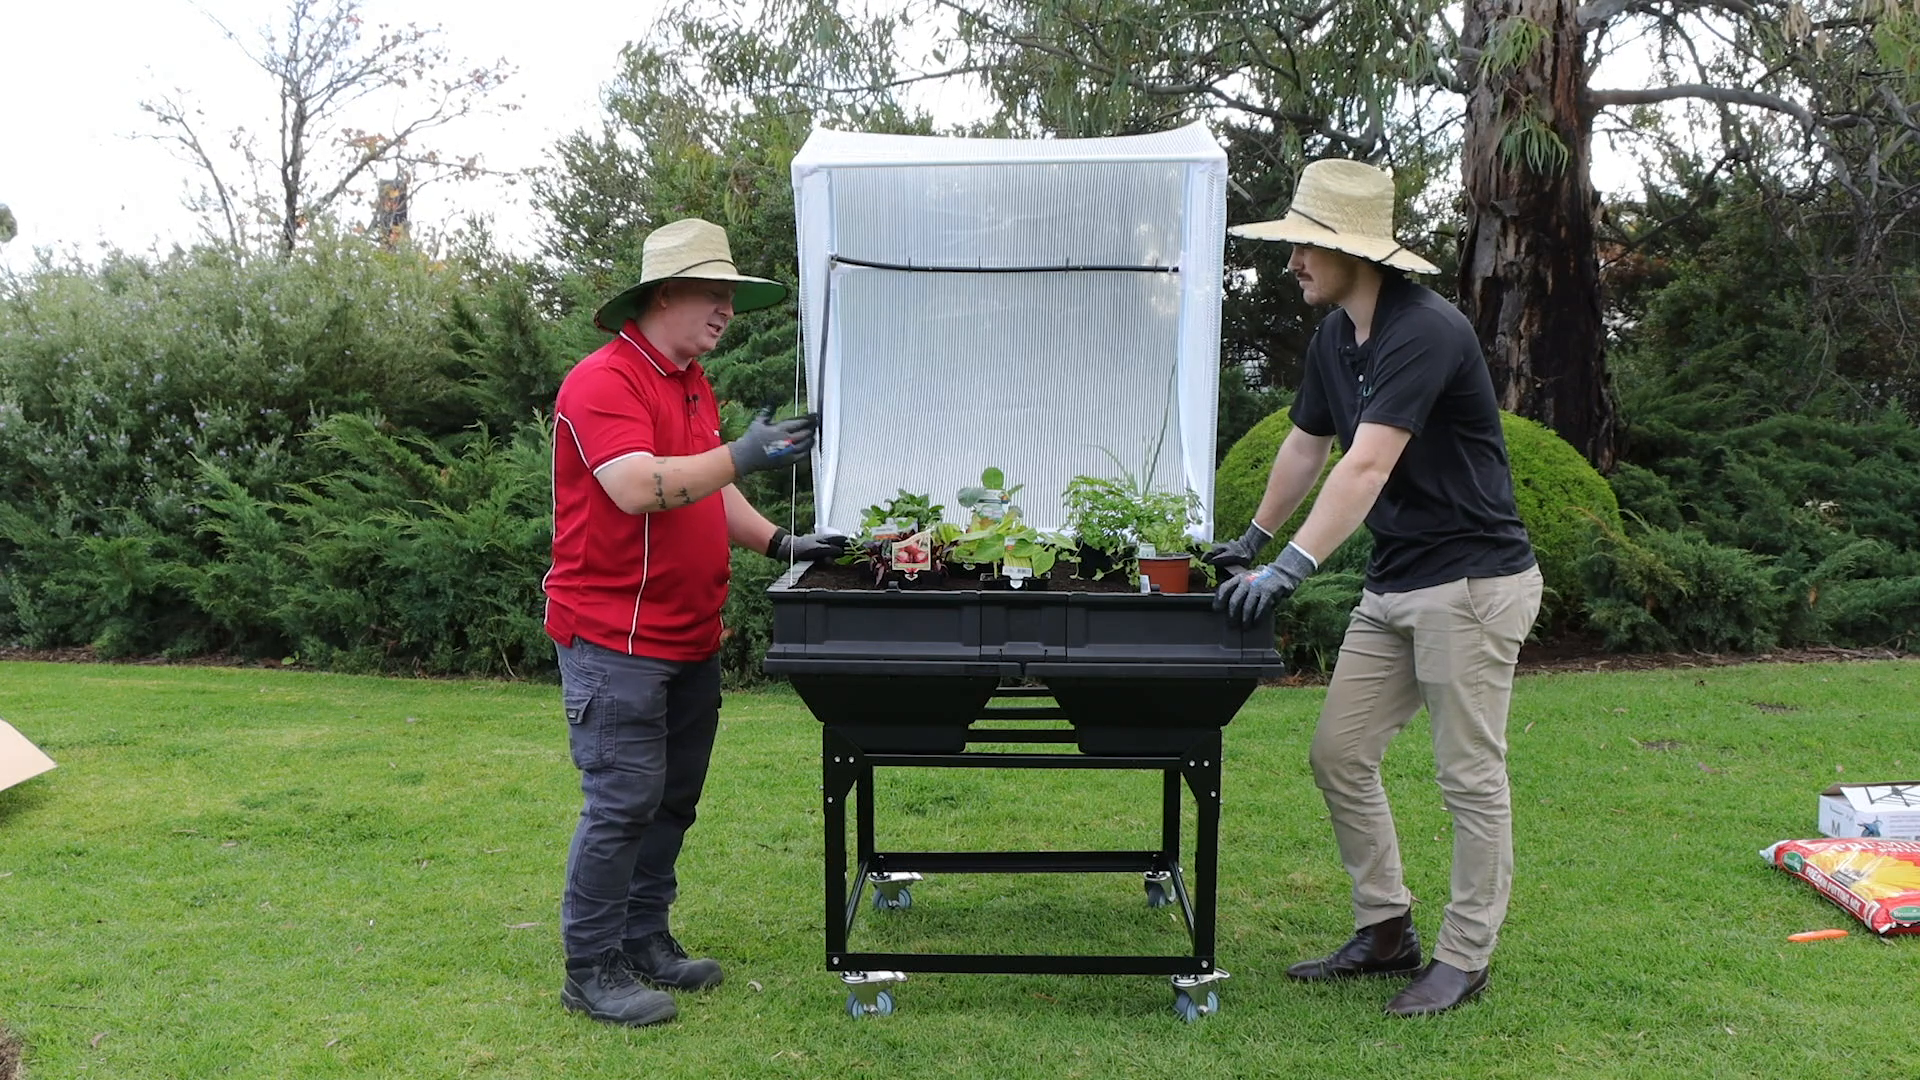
[592,217,790,332]
[1228,158,1441,276]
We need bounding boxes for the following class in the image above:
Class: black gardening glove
[728,409,819,477]
[1202,521,1274,571]
[767,528,848,562]
[1213,542,1319,628]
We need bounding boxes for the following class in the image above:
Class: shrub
[183,414,555,676]
[0,235,480,652]
[1579,518,1796,653]
[721,549,785,687]
[1502,413,1623,610]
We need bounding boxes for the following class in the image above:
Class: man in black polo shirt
[1208,159,1542,1016]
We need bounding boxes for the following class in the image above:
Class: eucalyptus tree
[925,0,1920,469]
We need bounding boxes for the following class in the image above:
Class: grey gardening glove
[1213,541,1319,628]
[728,409,819,477]
[768,528,848,562]
[1202,520,1274,571]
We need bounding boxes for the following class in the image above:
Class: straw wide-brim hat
[1228,158,1440,275]
[593,218,790,332]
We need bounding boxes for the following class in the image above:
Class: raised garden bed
[764,560,1285,754]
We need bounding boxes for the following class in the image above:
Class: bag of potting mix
[1762,837,1920,935]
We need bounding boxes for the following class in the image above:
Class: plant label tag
[892,529,933,575]
[1002,535,1034,580]
[970,497,1008,532]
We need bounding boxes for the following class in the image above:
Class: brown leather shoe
[1284,913,1422,981]
[1383,960,1488,1016]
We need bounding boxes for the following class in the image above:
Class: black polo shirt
[1291,276,1536,593]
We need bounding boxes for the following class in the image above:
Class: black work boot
[1384,960,1489,1016]
[1285,912,1423,981]
[624,931,724,992]
[561,949,678,1026]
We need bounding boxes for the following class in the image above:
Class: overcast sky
[2,0,673,272]
[3,1,1656,275]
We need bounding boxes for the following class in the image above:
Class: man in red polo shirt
[546,218,843,1028]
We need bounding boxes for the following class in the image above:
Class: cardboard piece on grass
[0,719,57,794]
[1818,781,1920,841]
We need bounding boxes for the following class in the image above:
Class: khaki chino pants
[1309,565,1543,971]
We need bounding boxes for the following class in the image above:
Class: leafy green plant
[859,490,945,532]
[955,466,1023,525]
[1063,460,1202,576]
[841,490,948,583]
[1133,496,1201,557]
[945,469,1067,582]
[946,514,1068,581]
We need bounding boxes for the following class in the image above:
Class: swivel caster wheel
[1171,969,1228,1024]
[846,989,896,1017]
[1144,870,1175,909]
[1172,989,1218,1023]
[868,871,922,911]
[841,970,905,1019]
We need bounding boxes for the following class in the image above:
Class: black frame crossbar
[820,694,1225,980]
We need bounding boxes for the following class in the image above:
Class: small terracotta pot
[1136,556,1192,594]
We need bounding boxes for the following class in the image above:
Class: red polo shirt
[544,325,730,660]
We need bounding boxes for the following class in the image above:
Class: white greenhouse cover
[790,122,1228,537]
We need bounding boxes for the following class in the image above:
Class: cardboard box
[1819,781,1920,840]
[1,719,57,794]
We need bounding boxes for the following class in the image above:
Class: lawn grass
[1,659,1917,1079]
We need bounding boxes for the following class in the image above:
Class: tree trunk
[1459,0,1616,470]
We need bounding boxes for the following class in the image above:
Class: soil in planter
[793,560,1213,594]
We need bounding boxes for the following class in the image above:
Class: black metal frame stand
[820,686,1225,980]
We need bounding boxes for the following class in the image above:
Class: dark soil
[1513,635,1909,677]
[1,1025,21,1080]
[795,559,1212,594]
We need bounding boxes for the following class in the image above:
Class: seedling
[861,490,945,533]
[956,466,1024,530]
[947,467,1066,587]
[843,490,949,585]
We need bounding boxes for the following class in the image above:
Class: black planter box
[764,562,1285,752]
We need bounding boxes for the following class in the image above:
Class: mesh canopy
[791,123,1227,535]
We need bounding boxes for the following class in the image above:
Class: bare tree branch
[1577,0,1636,30]
[146,0,512,255]
[136,95,244,249]
[1590,83,1816,130]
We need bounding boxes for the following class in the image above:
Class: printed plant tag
[970,496,1008,532]
[1002,536,1033,579]
[891,529,933,575]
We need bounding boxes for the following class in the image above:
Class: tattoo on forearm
[651,472,667,511]
[675,487,695,507]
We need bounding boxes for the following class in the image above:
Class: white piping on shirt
[619,331,672,376]
[592,449,655,476]
[541,415,559,629]
[627,514,650,655]
[556,411,591,467]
